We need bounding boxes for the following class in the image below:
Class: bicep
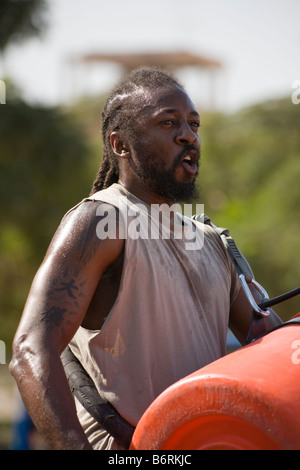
[229,286,254,346]
[15,202,124,352]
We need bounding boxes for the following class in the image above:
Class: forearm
[265,308,283,330]
[10,338,92,450]
[9,201,124,449]
[230,284,283,345]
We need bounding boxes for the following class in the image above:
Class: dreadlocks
[90,67,184,195]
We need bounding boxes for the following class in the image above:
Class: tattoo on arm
[39,278,86,329]
[40,306,68,327]
[35,202,108,331]
[55,278,78,299]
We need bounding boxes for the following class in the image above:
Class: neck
[118,177,175,207]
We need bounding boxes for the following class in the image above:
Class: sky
[1,0,300,111]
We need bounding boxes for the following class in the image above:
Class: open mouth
[180,152,199,175]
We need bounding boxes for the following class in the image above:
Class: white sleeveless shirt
[69,184,240,449]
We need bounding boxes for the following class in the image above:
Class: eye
[190,121,200,130]
[161,119,175,127]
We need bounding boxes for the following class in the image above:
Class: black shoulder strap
[192,213,270,317]
[193,213,300,342]
[192,214,254,282]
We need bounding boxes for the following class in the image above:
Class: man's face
[126,84,201,203]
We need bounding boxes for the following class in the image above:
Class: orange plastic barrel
[130,323,300,450]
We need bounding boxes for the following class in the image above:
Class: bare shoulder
[47,199,124,273]
[12,200,124,352]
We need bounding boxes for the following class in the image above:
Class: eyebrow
[153,108,200,119]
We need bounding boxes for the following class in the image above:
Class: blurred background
[0,0,299,449]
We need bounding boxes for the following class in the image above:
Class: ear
[110,132,130,159]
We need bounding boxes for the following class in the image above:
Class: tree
[199,98,300,320]
[0,0,48,52]
[0,96,95,350]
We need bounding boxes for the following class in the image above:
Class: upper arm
[229,286,253,345]
[229,282,283,345]
[13,201,124,353]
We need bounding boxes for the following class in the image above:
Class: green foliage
[0,97,95,350]
[0,0,48,51]
[199,98,300,319]
[1,92,299,353]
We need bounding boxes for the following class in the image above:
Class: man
[10,67,282,450]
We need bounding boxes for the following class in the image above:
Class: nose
[176,123,199,146]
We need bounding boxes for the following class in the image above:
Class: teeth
[184,155,192,161]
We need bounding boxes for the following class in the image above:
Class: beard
[133,148,200,203]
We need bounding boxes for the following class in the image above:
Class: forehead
[137,84,198,118]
